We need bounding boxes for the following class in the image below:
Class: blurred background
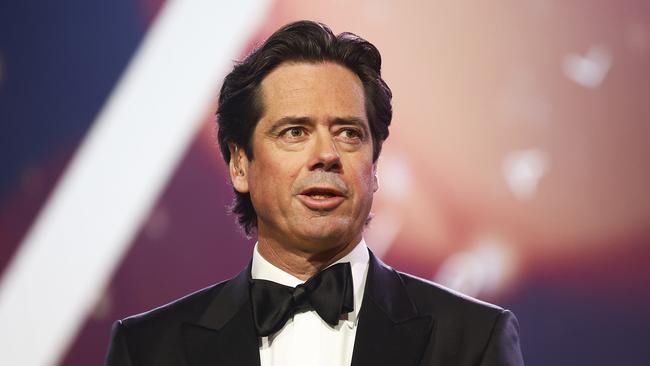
[1,1,649,365]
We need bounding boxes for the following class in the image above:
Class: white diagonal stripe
[0,1,271,365]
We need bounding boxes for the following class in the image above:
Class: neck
[257,235,361,281]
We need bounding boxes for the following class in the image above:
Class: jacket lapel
[351,251,434,366]
[181,263,260,366]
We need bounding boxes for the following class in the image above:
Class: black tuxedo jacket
[104,251,524,365]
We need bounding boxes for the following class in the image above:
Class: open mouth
[298,187,346,210]
[304,192,338,200]
[300,187,345,198]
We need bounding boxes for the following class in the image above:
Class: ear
[372,162,379,193]
[228,142,250,193]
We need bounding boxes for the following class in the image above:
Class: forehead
[258,62,367,122]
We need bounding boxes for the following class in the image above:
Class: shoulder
[105,281,232,365]
[391,270,524,365]
[119,280,227,333]
[396,270,512,330]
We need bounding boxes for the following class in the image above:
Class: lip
[297,186,347,211]
[297,194,346,210]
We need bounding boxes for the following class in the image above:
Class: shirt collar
[251,239,370,326]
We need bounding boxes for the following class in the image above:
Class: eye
[280,126,307,140]
[339,128,363,141]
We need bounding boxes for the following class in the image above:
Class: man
[104,20,524,366]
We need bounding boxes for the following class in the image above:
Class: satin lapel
[351,251,434,366]
[181,263,260,366]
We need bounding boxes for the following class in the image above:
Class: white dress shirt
[251,239,370,366]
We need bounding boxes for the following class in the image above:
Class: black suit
[104,251,524,365]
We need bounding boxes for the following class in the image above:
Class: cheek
[351,165,377,198]
[249,159,298,198]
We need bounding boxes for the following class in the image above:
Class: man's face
[231,62,378,253]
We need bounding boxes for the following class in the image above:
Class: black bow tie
[249,262,354,337]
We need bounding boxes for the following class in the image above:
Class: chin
[293,220,360,250]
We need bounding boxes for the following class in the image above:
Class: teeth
[308,193,333,199]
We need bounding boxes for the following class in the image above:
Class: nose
[308,131,342,172]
